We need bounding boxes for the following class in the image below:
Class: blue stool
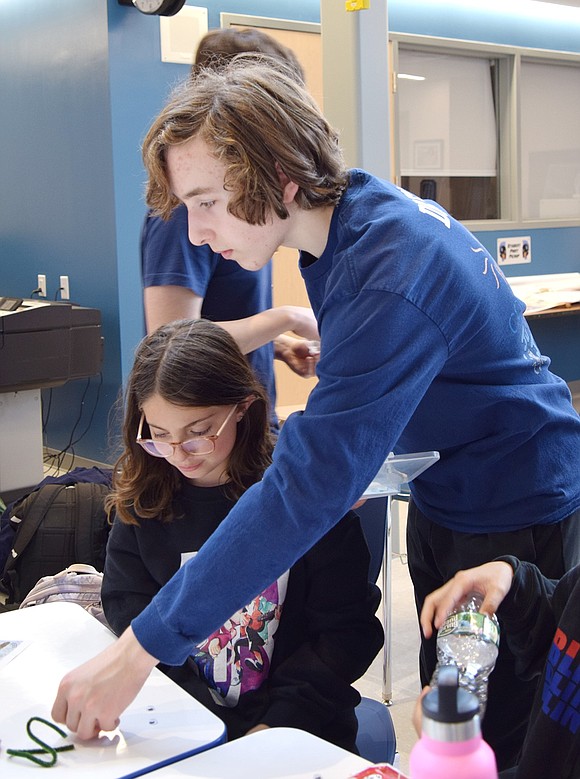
[355,696,397,765]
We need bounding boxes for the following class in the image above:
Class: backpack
[0,466,113,572]
[0,482,112,606]
[18,563,109,626]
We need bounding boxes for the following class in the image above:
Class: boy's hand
[275,334,320,377]
[51,627,158,740]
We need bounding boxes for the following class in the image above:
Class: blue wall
[0,0,578,463]
[0,1,120,461]
[390,0,580,53]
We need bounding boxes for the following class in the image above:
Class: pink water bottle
[409,665,498,779]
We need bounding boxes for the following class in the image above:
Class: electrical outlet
[59,275,70,300]
[37,274,47,298]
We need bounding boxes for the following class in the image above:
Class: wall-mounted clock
[118,0,187,16]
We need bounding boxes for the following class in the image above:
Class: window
[393,35,580,226]
[520,60,580,220]
[396,48,499,221]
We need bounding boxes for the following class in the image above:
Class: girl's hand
[245,723,270,736]
[412,685,431,737]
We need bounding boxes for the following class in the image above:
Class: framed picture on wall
[413,139,443,170]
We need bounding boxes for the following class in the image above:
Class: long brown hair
[143,54,348,223]
[108,319,273,525]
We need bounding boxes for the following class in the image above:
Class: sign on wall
[497,236,532,266]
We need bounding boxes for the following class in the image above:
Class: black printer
[0,297,103,393]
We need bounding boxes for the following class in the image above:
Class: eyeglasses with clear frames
[136,405,238,458]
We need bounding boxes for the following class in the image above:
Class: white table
[143,727,379,779]
[0,602,226,778]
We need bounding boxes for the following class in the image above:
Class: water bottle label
[439,610,499,646]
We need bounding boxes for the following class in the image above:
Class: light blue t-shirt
[142,204,276,421]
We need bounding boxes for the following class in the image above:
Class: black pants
[406,504,580,773]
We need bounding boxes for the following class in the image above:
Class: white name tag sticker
[180,551,197,568]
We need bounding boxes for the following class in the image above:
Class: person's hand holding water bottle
[275,335,320,378]
[421,562,512,718]
[420,561,515,639]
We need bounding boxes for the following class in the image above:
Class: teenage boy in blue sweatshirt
[52,56,580,770]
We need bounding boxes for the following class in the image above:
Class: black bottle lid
[423,666,479,728]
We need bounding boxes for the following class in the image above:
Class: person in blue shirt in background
[142,28,321,428]
[53,56,580,772]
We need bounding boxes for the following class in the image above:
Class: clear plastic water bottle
[430,591,500,717]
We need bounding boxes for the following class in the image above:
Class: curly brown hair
[106,319,273,526]
[142,54,348,224]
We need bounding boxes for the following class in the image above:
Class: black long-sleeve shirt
[497,556,580,779]
[102,482,383,752]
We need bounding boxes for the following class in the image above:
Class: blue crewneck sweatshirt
[132,171,580,666]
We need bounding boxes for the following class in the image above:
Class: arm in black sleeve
[101,517,161,637]
[495,556,560,681]
[261,511,384,732]
[496,558,580,779]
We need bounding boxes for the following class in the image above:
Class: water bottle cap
[423,665,479,724]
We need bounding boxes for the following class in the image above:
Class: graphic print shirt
[192,571,289,707]
[101,480,383,749]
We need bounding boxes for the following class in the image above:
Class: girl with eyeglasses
[101,318,383,751]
